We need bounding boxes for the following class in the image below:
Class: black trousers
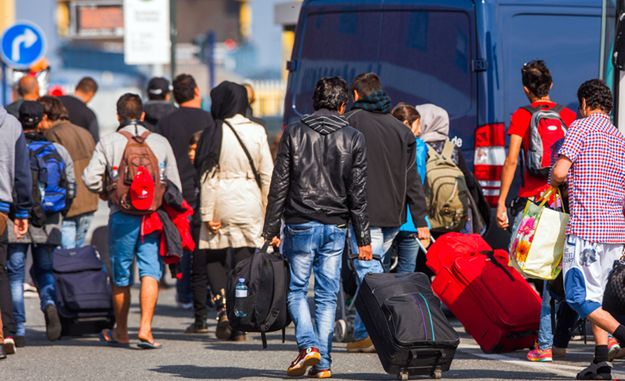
[191,246,255,322]
[0,213,16,337]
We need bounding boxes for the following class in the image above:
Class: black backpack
[227,243,291,348]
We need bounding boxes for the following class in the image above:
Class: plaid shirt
[559,113,625,243]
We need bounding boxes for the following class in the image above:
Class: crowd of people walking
[1,61,625,380]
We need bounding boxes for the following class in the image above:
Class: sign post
[123,0,171,65]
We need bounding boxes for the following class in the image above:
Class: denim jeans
[7,244,56,336]
[537,282,580,350]
[284,221,345,371]
[394,231,419,273]
[350,226,400,341]
[538,282,554,350]
[61,213,94,249]
[176,249,193,304]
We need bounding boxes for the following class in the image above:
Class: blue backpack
[28,139,68,221]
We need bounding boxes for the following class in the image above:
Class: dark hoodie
[263,109,371,247]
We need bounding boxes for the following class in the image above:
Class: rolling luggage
[427,234,541,353]
[52,246,115,336]
[355,272,459,380]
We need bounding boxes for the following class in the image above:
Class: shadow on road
[151,365,286,379]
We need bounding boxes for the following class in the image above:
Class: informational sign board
[123,0,170,65]
[1,22,46,68]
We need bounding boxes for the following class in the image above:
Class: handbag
[603,251,625,316]
[509,187,569,280]
[224,120,262,189]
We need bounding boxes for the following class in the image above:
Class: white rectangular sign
[123,0,170,65]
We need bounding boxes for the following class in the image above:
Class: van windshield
[291,10,474,119]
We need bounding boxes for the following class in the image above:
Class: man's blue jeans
[7,244,56,336]
[283,221,345,371]
[394,231,419,273]
[61,212,95,249]
[350,226,400,341]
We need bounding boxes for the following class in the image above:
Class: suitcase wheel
[334,319,348,342]
[398,371,409,381]
[431,368,442,379]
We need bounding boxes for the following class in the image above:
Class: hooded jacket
[346,106,428,228]
[263,109,371,247]
[0,106,32,219]
[143,100,176,130]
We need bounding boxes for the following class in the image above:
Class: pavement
[4,282,625,381]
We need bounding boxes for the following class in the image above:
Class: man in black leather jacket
[345,72,431,353]
[263,77,371,379]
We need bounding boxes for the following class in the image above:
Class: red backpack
[522,104,567,178]
[107,131,165,215]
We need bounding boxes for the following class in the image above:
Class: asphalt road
[3,282,625,381]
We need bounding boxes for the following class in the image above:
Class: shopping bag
[509,188,568,280]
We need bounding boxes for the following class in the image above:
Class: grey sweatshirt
[0,107,32,217]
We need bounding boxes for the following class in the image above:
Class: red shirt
[507,101,577,198]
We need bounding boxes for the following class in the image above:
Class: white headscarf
[415,103,450,143]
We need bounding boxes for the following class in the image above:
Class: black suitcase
[355,272,459,380]
[52,246,115,336]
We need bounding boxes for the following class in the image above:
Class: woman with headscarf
[415,103,490,235]
[196,81,273,341]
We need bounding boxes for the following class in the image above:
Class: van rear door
[286,0,477,148]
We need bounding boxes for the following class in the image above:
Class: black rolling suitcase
[355,272,459,380]
[52,246,115,336]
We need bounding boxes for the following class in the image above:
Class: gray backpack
[522,104,567,178]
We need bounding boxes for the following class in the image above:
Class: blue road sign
[1,22,46,68]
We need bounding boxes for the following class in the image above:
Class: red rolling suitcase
[427,234,541,353]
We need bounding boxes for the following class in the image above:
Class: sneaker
[287,347,321,377]
[184,320,209,334]
[576,361,612,380]
[346,337,376,353]
[215,310,232,340]
[3,337,16,355]
[308,368,332,379]
[44,304,62,341]
[14,336,25,348]
[527,347,552,362]
[608,338,625,361]
[176,301,193,310]
[552,346,566,360]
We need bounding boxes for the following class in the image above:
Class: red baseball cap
[129,166,155,211]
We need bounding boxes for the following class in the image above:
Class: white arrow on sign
[11,28,37,62]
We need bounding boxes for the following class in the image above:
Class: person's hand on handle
[207,221,222,233]
[496,202,509,230]
[358,245,373,261]
[14,218,28,239]
[417,227,430,241]
[270,236,281,248]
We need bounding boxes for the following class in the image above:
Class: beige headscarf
[415,103,450,143]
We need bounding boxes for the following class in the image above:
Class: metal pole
[600,0,608,80]
[1,61,7,106]
[208,31,216,91]
[169,0,176,82]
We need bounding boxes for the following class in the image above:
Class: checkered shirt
[559,113,625,244]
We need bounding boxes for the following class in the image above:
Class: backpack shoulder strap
[521,105,540,115]
[441,139,455,160]
[118,130,134,141]
[551,104,565,113]
[224,120,262,188]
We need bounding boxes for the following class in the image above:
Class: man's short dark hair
[117,93,143,121]
[39,96,69,122]
[173,74,197,104]
[521,60,552,98]
[76,77,98,94]
[312,77,349,111]
[352,72,382,98]
[577,79,613,114]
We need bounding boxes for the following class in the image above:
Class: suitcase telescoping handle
[416,236,435,255]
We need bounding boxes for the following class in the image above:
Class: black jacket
[346,109,428,228]
[262,109,371,246]
[59,95,99,142]
[156,107,215,208]
[144,100,176,130]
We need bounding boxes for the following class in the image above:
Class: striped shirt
[559,113,625,243]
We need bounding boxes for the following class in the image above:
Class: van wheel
[398,371,409,381]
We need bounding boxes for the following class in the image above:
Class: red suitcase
[427,234,541,353]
